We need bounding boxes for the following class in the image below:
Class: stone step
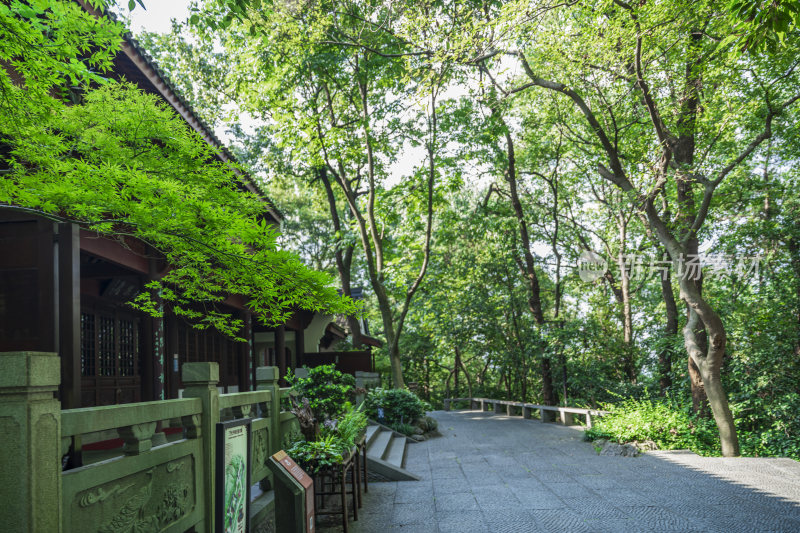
[364,421,420,481]
[384,435,407,467]
[367,428,392,460]
[365,424,380,447]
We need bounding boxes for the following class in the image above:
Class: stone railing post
[255,366,281,453]
[182,362,219,533]
[0,351,62,533]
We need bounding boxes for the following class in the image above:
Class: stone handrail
[61,397,202,437]
[444,396,608,428]
[219,389,272,410]
[0,352,301,533]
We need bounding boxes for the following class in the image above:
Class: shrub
[287,364,355,421]
[585,395,720,455]
[363,387,430,427]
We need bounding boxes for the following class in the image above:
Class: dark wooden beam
[58,222,81,409]
[79,231,149,274]
[78,262,139,279]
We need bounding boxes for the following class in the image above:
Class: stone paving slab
[319,410,800,532]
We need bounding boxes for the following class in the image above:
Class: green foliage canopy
[0,1,355,335]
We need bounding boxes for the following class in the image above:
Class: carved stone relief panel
[68,455,197,533]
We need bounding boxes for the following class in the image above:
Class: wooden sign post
[268,450,315,533]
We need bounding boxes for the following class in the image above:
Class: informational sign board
[270,450,315,533]
[216,419,251,533]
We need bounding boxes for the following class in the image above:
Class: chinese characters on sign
[577,250,761,282]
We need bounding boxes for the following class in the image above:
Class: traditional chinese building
[0,6,366,409]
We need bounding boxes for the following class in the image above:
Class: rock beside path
[599,441,640,457]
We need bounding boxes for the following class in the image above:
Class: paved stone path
[338,409,800,532]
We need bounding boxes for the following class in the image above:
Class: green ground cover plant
[585,395,721,455]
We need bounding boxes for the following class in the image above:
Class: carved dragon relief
[166,459,185,473]
[80,483,136,508]
[97,469,157,533]
[81,461,194,533]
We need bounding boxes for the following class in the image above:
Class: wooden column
[57,222,81,409]
[166,315,179,399]
[148,256,165,400]
[242,311,253,391]
[141,253,165,401]
[275,325,286,382]
[141,315,154,401]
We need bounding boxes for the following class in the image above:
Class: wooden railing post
[182,362,219,533]
[0,351,62,533]
[256,366,281,453]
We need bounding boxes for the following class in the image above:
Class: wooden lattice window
[80,309,140,378]
[175,322,241,385]
[119,319,137,377]
[80,313,95,377]
[98,315,115,377]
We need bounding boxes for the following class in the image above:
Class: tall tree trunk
[325,61,437,389]
[687,354,707,415]
[424,356,430,401]
[318,167,362,343]
[615,214,635,381]
[658,256,678,393]
[454,346,461,398]
[669,29,734,452]
[541,358,556,406]
[788,238,800,358]
[456,347,473,397]
[494,108,557,405]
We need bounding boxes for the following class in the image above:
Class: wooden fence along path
[443,397,608,429]
[0,351,301,533]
